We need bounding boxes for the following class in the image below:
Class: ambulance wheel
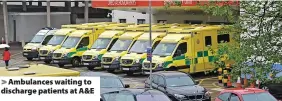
[107,70,114,73]
[44,60,51,64]
[87,66,94,70]
[27,58,33,61]
[126,72,133,76]
[71,57,81,67]
[58,64,65,67]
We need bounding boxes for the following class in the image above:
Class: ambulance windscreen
[152,43,177,56]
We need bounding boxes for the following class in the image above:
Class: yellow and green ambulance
[23,28,57,61]
[52,25,107,67]
[120,27,173,75]
[142,25,233,74]
[81,26,136,70]
[38,27,78,64]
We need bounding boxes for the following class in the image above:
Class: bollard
[227,75,232,88]
[218,68,223,83]
[223,74,228,88]
[21,40,25,48]
[218,75,223,83]
[236,77,242,89]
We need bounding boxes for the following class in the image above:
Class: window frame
[229,93,240,101]
[157,20,167,24]
[205,36,212,46]
[77,37,89,49]
[217,34,230,43]
[173,42,187,57]
[137,19,146,24]
[218,92,231,101]
[119,19,127,23]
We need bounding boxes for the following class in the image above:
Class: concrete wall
[112,10,227,24]
[0,4,5,43]
[76,18,111,24]
[8,12,71,42]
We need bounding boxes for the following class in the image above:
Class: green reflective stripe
[194,58,198,64]
[67,52,76,57]
[203,51,208,57]
[185,59,191,65]
[140,58,145,63]
[98,54,103,60]
[163,61,173,68]
[208,56,214,62]
[197,51,203,57]
[77,47,88,51]
[173,55,185,60]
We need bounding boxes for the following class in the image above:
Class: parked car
[215,88,277,101]
[144,71,211,101]
[80,72,130,99]
[101,88,172,101]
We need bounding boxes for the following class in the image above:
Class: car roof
[153,71,188,77]
[222,88,267,95]
[122,88,165,95]
[80,72,119,78]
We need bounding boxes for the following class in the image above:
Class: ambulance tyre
[107,70,114,73]
[87,66,94,70]
[71,57,81,67]
[44,60,51,64]
[126,72,133,76]
[58,64,65,67]
[27,58,33,61]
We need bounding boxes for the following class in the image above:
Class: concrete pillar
[84,0,89,23]
[3,1,9,44]
[38,1,42,6]
[47,0,51,27]
[22,1,27,11]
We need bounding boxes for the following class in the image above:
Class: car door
[157,76,166,93]
[215,92,231,101]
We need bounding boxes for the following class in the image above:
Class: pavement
[0,44,224,100]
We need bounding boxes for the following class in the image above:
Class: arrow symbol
[1,80,7,85]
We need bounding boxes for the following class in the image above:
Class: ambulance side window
[205,36,212,46]
[173,42,187,57]
[108,38,118,51]
[78,37,89,49]
[152,41,160,51]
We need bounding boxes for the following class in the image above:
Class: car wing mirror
[124,84,130,88]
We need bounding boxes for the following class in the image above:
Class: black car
[144,71,211,101]
[259,72,282,100]
[101,88,172,101]
[80,72,130,96]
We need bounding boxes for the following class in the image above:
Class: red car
[215,88,278,101]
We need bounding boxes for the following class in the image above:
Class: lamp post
[148,0,153,89]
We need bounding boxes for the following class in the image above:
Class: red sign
[91,0,239,8]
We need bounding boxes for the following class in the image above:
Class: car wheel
[27,58,33,61]
[87,66,94,70]
[126,72,133,76]
[44,60,51,64]
[262,86,269,91]
[58,64,65,67]
[71,57,81,67]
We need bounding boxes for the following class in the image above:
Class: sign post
[148,0,153,89]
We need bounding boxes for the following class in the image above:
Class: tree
[165,1,282,84]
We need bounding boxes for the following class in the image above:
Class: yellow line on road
[212,82,222,88]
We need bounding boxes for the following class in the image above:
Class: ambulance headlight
[135,59,140,63]
[158,63,163,67]
[115,56,120,61]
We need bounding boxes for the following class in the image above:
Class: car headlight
[115,56,120,61]
[174,94,185,99]
[158,63,163,67]
[204,91,211,97]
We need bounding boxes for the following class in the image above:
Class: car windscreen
[30,35,45,43]
[110,39,132,51]
[152,43,177,56]
[129,40,150,53]
[103,91,135,101]
[91,38,111,49]
[47,35,66,45]
[242,92,277,101]
[166,76,195,87]
[101,77,124,88]
[62,37,80,48]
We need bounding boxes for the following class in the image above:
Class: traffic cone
[236,77,242,89]
[243,77,248,88]
[227,75,232,88]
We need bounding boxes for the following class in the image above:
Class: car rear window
[242,92,277,101]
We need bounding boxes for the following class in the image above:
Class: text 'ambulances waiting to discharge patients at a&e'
[0,77,100,101]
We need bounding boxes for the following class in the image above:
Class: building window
[217,34,230,43]
[184,20,203,24]
[205,36,212,46]
[119,19,126,23]
[157,20,167,24]
[137,19,145,24]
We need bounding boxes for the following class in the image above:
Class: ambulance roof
[35,30,50,35]
[0,64,79,76]
[137,32,167,40]
[99,30,124,38]
[119,31,144,39]
[54,28,76,35]
[161,34,191,43]
[69,30,92,37]
[45,29,58,36]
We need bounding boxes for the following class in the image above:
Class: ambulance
[81,25,137,70]
[22,27,57,61]
[38,24,85,64]
[142,25,234,74]
[101,25,162,73]
[120,26,176,75]
[52,25,107,67]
